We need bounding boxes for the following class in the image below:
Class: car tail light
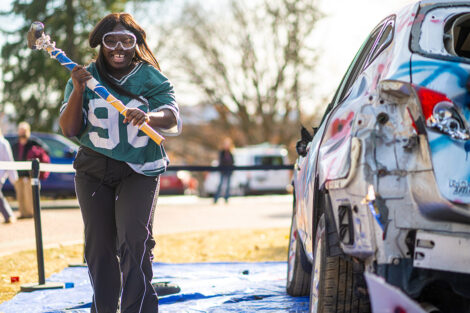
[379,80,470,140]
[394,307,407,313]
[414,85,470,140]
[415,87,449,120]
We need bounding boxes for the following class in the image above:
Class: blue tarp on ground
[0,262,309,312]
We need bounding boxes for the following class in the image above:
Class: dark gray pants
[73,147,159,313]
[0,184,14,222]
[214,171,232,203]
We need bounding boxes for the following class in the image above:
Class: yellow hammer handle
[87,78,165,145]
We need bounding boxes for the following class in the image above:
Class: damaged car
[288,1,470,312]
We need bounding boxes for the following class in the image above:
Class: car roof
[234,143,288,156]
[419,0,470,6]
[5,132,79,149]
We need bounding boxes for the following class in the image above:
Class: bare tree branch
[156,0,321,157]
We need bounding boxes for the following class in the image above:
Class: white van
[203,143,292,196]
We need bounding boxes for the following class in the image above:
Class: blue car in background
[3,132,78,198]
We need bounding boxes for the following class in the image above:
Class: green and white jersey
[61,62,182,176]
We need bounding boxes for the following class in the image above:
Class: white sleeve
[5,142,18,184]
[151,105,182,137]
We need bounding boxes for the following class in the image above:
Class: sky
[0,0,415,119]
[137,0,416,112]
[310,0,413,106]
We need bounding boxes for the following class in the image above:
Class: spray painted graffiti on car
[288,1,470,312]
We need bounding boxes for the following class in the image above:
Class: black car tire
[309,214,370,313]
[286,212,311,296]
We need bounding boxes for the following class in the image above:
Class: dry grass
[0,227,289,304]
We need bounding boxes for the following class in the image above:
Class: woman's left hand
[123,108,149,126]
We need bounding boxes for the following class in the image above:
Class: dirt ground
[0,227,289,304]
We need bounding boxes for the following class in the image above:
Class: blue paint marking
[413,61,468,88]
[390,62,412,81]
[392,60,469,88]
[465,141,470,161]
[429,135,452,153]
[368,202,384,231]
[429,132,469,156]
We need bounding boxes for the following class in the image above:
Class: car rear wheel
[286,212,311,296]
[309,214,370,313]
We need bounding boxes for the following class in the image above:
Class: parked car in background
[288,1,470,312]
[203,143,291,196]
[4,132,78,198]
[160,170,198,195]
[3,132,197,197]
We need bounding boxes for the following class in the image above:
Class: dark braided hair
[88,13,160,102]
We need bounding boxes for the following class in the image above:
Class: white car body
[287,1,470,312]
[203,143,291,196]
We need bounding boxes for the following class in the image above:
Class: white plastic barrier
[0,161,74,172]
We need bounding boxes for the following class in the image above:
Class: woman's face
[102,23,136,76]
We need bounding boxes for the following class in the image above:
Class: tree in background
[0,0,322,165]
[0,0,130,131]
[157,0,322,161]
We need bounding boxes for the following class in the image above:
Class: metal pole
[31,158,46,285]
[20,159,64,292]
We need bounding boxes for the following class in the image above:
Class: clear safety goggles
[102,31,137,50]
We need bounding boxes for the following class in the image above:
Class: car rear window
[412,4,470,60]
[444,13,470,58]
[254,156,284,166]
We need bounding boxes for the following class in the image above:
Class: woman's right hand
[71,65,92,92]
[60,65,91,137]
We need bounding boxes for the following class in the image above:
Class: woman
[59,13,181,313]
[213,137,234,204]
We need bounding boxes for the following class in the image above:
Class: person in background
[0,128,18,223]
[214,137,235,204]
[11,121,50,219]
